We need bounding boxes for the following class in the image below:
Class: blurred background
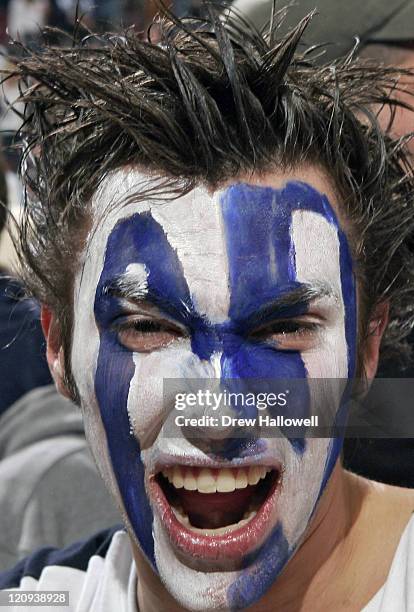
[0,0,220,270]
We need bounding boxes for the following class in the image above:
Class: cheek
[127,341,198,444]
[71,321,141,547]
[273,437,332,541]
[92,328,157,564]
[94,330,137,438]
[126,340,223,446]
[304,329,348,378]
[292,209,352,379]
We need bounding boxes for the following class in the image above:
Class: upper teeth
[161,466,271,493]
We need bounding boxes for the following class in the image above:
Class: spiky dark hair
[3,4,414,373]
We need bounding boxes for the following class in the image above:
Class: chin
[136,437,337,610]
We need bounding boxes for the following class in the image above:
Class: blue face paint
[227,522,289,609]
[221,182,356,376]
[90,179,356,607]
[220,183,356,607]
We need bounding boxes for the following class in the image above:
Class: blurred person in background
[92,0,125,30]
[228,0,414,488]
[0,151,52,412]
[0,379,121,570]
[0,55,24,173]
[229,0,414,157]
[7,0,50,45]
[0,0,9,45]
[54,0,96,30]
[140,0,202,38]
[0,150,120,570]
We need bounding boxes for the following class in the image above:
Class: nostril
[178,403,259,443]
[180,436,256,461]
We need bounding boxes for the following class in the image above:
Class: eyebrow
[101,272,193,321]
[102,275,336,328]
[242,282,337,329]
[103,272,149,303]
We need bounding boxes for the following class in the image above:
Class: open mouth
[158,466,276,531]
[149,464,282,562]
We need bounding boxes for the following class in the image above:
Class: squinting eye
[250,320,319,350]
[115,318,183,352]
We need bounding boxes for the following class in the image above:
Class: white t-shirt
[362,514,414,611]
[1,516,413,611]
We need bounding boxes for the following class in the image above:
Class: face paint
[71,168,356,610]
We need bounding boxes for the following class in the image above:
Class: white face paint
[71,168,356,610]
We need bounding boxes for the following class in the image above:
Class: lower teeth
[171,506,258,534]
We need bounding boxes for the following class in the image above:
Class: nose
[182,409,254,457]
[177,387,258,456]
[168,346,260,455]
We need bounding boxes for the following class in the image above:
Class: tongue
[177,486,256,529]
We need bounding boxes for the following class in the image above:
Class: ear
[362,301,389,381]
[41,306,72,399]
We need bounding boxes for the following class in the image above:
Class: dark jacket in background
[0,274,52,417]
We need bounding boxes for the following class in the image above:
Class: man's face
[70,166,357,610]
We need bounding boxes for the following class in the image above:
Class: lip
[147,463,282,563]
[148,448,282,473]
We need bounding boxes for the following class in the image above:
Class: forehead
[82,167,345,320]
